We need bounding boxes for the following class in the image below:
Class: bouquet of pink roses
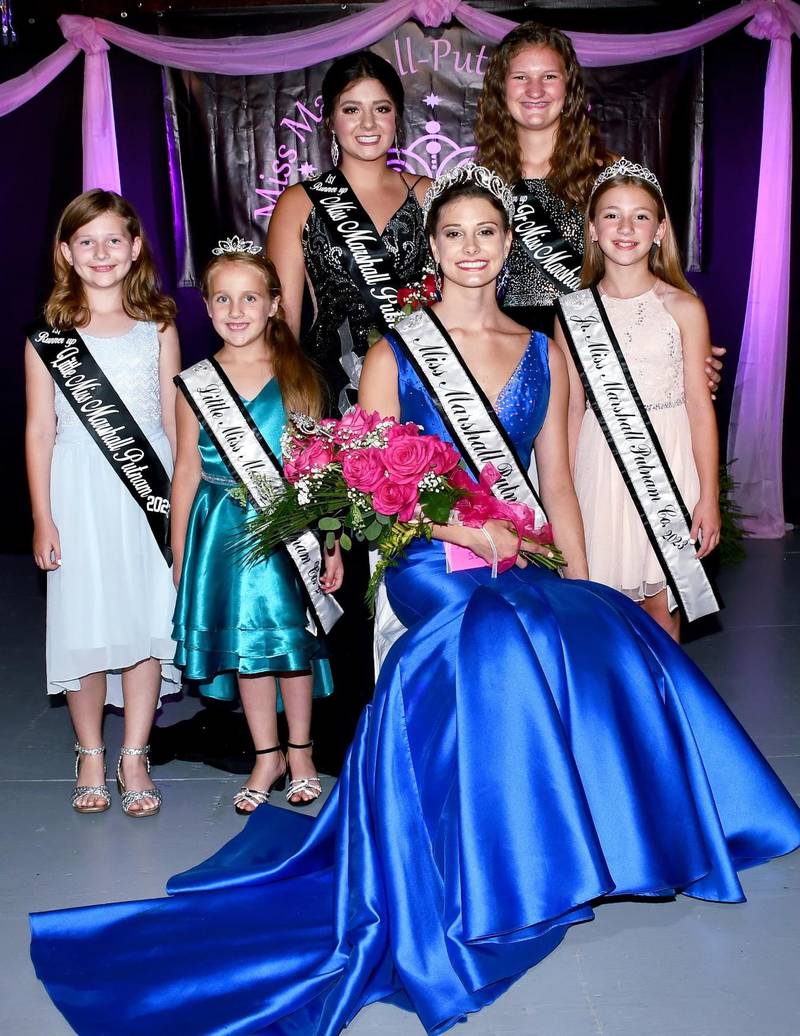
[238,406,564,609]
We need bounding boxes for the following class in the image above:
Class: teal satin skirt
[173,479,333,705]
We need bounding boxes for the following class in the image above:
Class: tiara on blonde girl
[211,236,263,256]
[590,158,663,199]
[422,162,515,222]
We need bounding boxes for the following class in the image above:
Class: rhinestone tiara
[590,158,663,199]
[422,162,515,224]
[211,235,263,257]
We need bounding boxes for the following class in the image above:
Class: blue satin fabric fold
[30,332,800,1035]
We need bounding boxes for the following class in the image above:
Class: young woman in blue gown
[30,168,800,1036]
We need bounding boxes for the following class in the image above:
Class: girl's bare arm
[24,340,60,570]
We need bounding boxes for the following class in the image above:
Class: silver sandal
[71,743,111,814]
[286,741,322,807]
[233,745,287,815]
[116,745,162,818]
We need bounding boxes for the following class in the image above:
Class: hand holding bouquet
[238,406,564,610]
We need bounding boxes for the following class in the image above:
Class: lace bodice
[600,286,685,410]
[54,321,164,439]
[301,177,429,414]
[504,179,584,310]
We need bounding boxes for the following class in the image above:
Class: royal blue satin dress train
[30,332,800,1035]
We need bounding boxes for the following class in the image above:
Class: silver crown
[422,162,515,224]
[211,235,263,256]
[590,158,663,199]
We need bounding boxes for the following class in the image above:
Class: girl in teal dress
[171,247,342,812]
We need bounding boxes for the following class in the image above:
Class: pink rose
[388,420,419,441]
[382,435,438,484]
[284,438,334,481]
[341,447,386,493]
[332,405,381,444]
[371,478,419,522]
[430,440,461,475]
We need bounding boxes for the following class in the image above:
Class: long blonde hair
[201,253,324,418]
[474,22,611,209]
[581,175,694,294]
[45,189,176,330]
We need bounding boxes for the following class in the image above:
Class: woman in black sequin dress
[267,51,430,416]
[266,53,431,762]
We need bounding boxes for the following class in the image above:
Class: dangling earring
[496,259,510,302]
[434,263,443,296]
[330,132,340,167]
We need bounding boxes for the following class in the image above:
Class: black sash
[511,182,583,296]
[30,321,172,565]
[303,169,407,333]
[556,288,720,622]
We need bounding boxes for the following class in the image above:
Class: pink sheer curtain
[727,1,798,536]
[0,42,78,117]
[2,0,798,535]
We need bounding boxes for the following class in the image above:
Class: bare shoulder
[658,281,708,332]
[362,336,398,374]
[270,182,313,228]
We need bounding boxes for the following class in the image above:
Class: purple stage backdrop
[163,14,702,285]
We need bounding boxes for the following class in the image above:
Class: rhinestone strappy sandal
[286,740,322,807]
[72,743,111,814]
[233,745,287,815]
[116,745,162,818]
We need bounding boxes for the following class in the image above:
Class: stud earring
[654,237,661,248]
[330,132,340,167]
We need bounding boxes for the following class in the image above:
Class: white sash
[557,288,720,622]
[391,309,548,528]
[177,358,343,634]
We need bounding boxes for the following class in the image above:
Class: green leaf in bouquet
[340,532,353,551]
[318,516,341,532]
[375,512,392,525]
[419,490,452,525]
[364,520,384,541]
[325,531,336,550]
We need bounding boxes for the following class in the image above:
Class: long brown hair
[474,22,611,209]
[581,175,694,294]
[45,189,176,330]
[201,253,324,418]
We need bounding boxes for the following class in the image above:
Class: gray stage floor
[2,536,799,1036]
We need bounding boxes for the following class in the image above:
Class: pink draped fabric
[1,0,798,534]
[0,42,78,117]
[727,1,798,536]
[60,16,120,193]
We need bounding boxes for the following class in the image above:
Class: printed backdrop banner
[163,15,702,285]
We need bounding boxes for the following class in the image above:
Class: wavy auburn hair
[581,175,694,294]
[201,253,325,419]
[45,189,176,330]
[475,22,611,209]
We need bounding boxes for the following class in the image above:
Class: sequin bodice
[54,321,164,441]
[301,179,429,414]
[601,286,685,411]
[386,325,550,469]
[504,179,584,311]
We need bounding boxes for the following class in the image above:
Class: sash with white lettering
[303,169,406,333]
[176,358,343,634]
[391,309,547,528]
[29,321,172,565]
[511,182,583,296]
[556,288,720,622]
